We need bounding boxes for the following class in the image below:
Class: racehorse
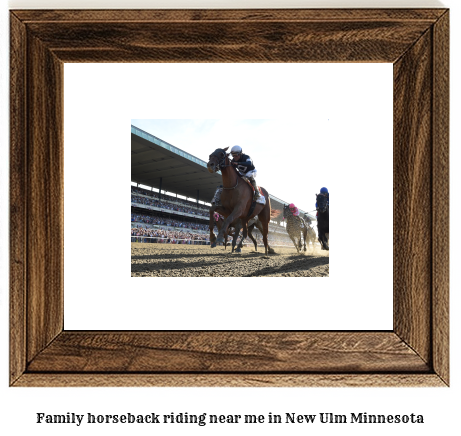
[283,204,308,253]
[316,193,329,250]
[207,147,273,255]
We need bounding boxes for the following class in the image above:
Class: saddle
[239,174,265,203]
[239,174,256,192]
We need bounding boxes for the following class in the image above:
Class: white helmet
[231,145,242,154]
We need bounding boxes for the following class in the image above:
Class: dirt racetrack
[131,243,329,277]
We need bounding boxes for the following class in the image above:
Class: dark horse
[207,147,273,255]
[316,194,329,250]
[283,205,308,253]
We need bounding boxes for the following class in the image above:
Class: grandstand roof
[132,126,222,202]
[131,126,316,220]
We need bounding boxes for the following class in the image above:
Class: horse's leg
[215,213,237,244]
[227,228,233,251]
[236,233,245,252]
[318,231,323,249]
[232,223,241,253]
[303,228,307,251]
[319,230,328,250]
[242,220,249,244]
[209,206,217,248]
[216,207,245,245]
[247,224,258,251]
[292,235,299,253]
[253,219,271,254]
[288,227,299,253]
[235,222,248,253]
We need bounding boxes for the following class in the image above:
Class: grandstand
[131,125,316,246]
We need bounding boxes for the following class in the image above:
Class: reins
[219,152,239,190]
[222,179,239,190]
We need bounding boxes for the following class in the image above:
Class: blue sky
[131,118,331,213]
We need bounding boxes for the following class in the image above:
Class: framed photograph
[10,9,449,386]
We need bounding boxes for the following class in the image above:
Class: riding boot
[249,177,261,200]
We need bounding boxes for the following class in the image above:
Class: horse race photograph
[131,119,329,277]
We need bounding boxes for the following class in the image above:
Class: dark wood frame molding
[10,9,449,387]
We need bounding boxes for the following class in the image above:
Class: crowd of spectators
[131,186,209,216]
[131,213,209,231]
[131,227,209,244]
[131,195,209,217]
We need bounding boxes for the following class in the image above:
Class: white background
[1,1,459,436]
[63,63,392,331]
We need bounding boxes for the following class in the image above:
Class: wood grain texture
[27,332,429,373]
[393,28,433,363]
[12,9,447,23]
[25,21,434,64]
[14,374,446,388]
[432,11,449,385]
[9,13,27,384]
[9,9,449,387]
[26,34,64,362]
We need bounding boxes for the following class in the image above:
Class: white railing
[131,236,305,248]
[131,236,210,245]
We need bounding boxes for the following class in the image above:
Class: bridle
[316,195,329,213]
[283,206,295,220]
[209,149,239,189]
[209,149,231,171]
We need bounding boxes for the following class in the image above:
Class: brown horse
[207,147,273,255]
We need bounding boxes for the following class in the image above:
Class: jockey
[211,184,223,206]
[288,203,304,227]
[315,187,329,208]
[315,187,329,217]
[230,145,261,200]
[289,203,300,217]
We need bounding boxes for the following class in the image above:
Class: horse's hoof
[216,236,224,244]
[235,248,241,253]
[211,242,216,248]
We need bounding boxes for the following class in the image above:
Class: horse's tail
[270,208,281,219]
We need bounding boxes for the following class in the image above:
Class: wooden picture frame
[10,9,449,387]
